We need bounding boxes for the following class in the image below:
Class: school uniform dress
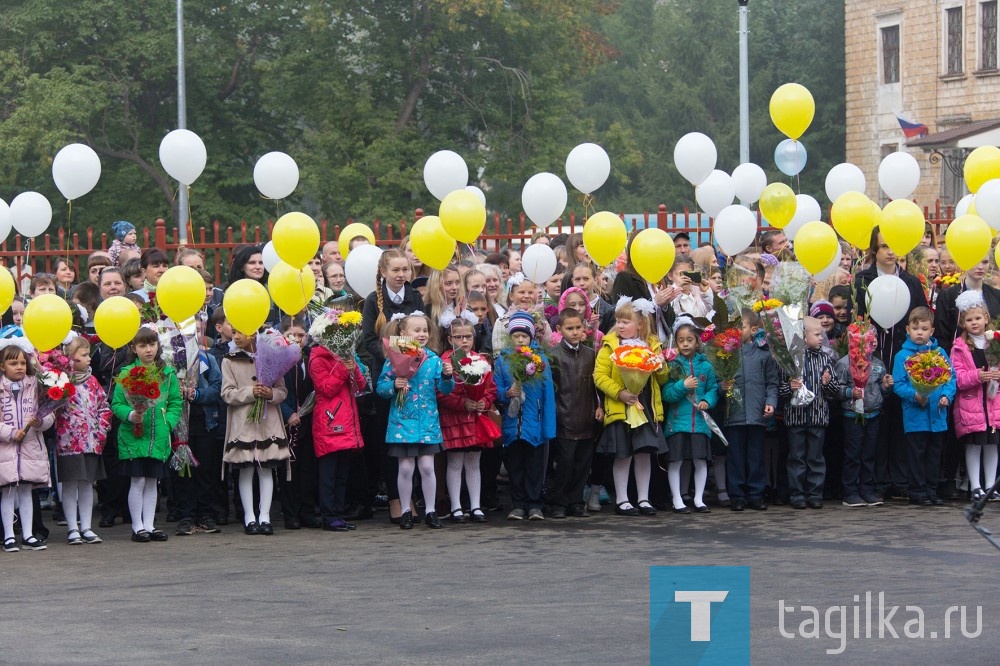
[220,351,290,469]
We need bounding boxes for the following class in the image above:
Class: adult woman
[224,244,277,324]
[323,261,348,297]
[176,247,206,272]
[563,233,589,277]
[504,247,522,275]
[476,263,506,315]
[53,258,77,294]
[98,268,128,300]
[133,248,171,302]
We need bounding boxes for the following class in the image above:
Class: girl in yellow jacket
[593,298,670,517]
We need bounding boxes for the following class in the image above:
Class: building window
[947,7,964,74]
[882,25,900,83]
[983,1,998,70]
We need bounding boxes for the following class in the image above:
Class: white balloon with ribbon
[52,143,101,200]
[973,179,1000,230]
[0,199,10,243]
[866,274,911,329]
[423,150,469,200]
[521,243,557,284]
[955,193,974,218]
[521,173,568,228]
[565,143,611,194]
[10,192,52,238]
[253,152,299,200]
[774,139,807,177]
[344,244,384,298]
[159,129,207,185]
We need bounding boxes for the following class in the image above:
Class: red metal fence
[0,201,959,287]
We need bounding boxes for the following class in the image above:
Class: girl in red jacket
[308,311,368,532]
[437,318,498,523]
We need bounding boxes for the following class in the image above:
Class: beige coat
[221,352,290,467]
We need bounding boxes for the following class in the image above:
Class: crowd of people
[0,217,993,551]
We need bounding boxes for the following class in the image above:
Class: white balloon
[785,194,822,240]
[521,172,568,227]
[825,163,866,203]
[253,152,299,200]
[866,274,910,329]
[878,151,921,200]
[974,179,1000,230]
[344,244,384,297]
[955,193,974,218]
[261,241,281,272]
[673,132,717,186]
[713,205,757,256]
[159,129,207,185]
[0,199,10,243]
[565,142,611,194]
[695,170,735,218]
[521,244,557,284]
[423,150,469,200]
[52,143,101,200]
[465,185,486,207]
[812,243,843,282]
[10,192,52,238]
[731,163,767,204]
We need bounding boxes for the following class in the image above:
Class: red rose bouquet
[116,365,164,437]
[35,350,76,422]
[450,348,501,441]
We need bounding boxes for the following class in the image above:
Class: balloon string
[186,185,194,246]
[65,198,72,269]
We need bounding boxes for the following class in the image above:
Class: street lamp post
[176,0,189,245]
[738,0,750,167]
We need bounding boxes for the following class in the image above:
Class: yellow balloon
[268,262,316,314]
[769,83,815,140]
[273,212,320,268]
[156,266,205,323]
[0,266,14,315]
[759,183,797,228]
[832,191,876,250]
[964,146,1000,194]
[439,189,486,243]
[946,214,992,270]
[794,221,839,275]
[337,222,377,260]
[629,228,675,283]
[583,211,627,267]
[23,294,72,352]
[223,279,271,335]
[410,215,456,270]
[879,199,925,256]
[94,296,140,349]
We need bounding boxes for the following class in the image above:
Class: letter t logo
[674,591,729,641]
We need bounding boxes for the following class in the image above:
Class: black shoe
[806,499,823,510]
[323,519,351,532]
[637,501,657,516]
[549,506,567,519]
[98,514,117,528]
[730,499,746,511]
[672,505,691,514]
[908,497,932,507]
[244,521,260,535]
[284,517,301,530]
[615,502,639,516]
[929,495,945,506]
[424,512,443,529]
[567,505,589,517]
[790,499,808,510]
[149,529,169,541]
[300,516,323,529]
[399,511,413,530]
[131,530,151,543]
[693,504,711,513]
[747,499,767,511]
[258,522,274,535]
[469,508,488,523]
[448,509,468,523]
[175,520,194,536]
[196,518,221,534]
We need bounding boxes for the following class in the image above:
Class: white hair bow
[632,298,656,316]
[390,313,407,322]
[506,272,526,289]
[615,295,633,311]
[672,315,695,335]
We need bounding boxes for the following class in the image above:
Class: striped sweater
[778,347,841,427]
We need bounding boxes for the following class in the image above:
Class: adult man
[760,230,788,256]
[321,240,342,265]
[673,232,691,257]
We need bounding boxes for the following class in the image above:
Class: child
[549,287,604,349]
[109,220,140,267]
[548,308,602,518]
[493,312,556,520]
[779,316,841,509]
[668,256,713,319]
[0,343,53,551]
[949,292,1000,502]
[221,329,290,534]
[110,326,183,542]
[892,307,957,506]
[492,274,552,351]
[828,285,852,336]
[426,266,465,332]
[0,297,25,339]
[834,335,893,507]
[209,308,233,359]
[569,263,615,333]
[466,291,493,355]
[722,309,778,511]
[375,313,454,529]
[543,271,565,306]
[55,337,111,544]
[437,319,497,523]
[278,316,320,530]
[308,312,368,532]
[593,299,669,516]
[809,301,838,342]
[661,323,719,513]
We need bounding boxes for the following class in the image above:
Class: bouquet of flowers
[903,349,952,397]
[309,309,363,358]
[769,262,812,309]
[450,348,501,441]
[984,324,1000,398]
[248,329,302,423]
[35,350,76,422]
[383,336,426,409]
[116,365,164,437]
[847,317,877,413]
[758,299,814,406]
[723,261,762,315]
[701,326,743,406]
[503,344,546,416]
[610,344,664,427]
[159,323,201,473]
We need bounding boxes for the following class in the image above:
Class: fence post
[155,219,167,249]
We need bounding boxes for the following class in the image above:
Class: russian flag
[896,113,929,139]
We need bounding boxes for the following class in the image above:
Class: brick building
[845,0,1000,208]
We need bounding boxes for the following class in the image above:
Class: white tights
[612,454,652,507]
[62,480,95,533]
[2,485,33,540]
[398,455,437,515]
[669,459,707,509]
[446,451,482,513]
[966,444,999,491]
[238,468,274,525]
[128,477,159,533]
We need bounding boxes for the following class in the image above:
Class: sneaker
[860,493,883,507]
[196,518,221,534]
[175,520,194,536]
[507,508,526,521]
[21,536,46,550]
[527,508,544,521]
[2,537,18,552]
[841,495,866,508]
[549,506,567,519]
[598,487,611,505]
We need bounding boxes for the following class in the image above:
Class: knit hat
[112,220,136,242]
[809,300,835,319]
[506,311,535,338]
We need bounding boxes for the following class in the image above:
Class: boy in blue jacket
[892,307,956,507]
[493,312,556,521]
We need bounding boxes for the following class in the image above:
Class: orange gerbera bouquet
[611,344,667,428]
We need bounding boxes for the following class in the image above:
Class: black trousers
[875,395,909,493]
[907,431,943,500]
[97,420,130,520]
[318,451,352,521]
[549,437,594,509]
[279,420,319,521]
[173,411,222,521]
[842,416,879,498]
[347,396,380,506]
[505,440,545,511]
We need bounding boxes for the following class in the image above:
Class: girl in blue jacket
[493,311,556,521]
[661,323,719,514]
[376,313,454,530]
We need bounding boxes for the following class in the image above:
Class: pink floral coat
[55,374,111,457]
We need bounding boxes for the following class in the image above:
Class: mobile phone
[682,271,702,284]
